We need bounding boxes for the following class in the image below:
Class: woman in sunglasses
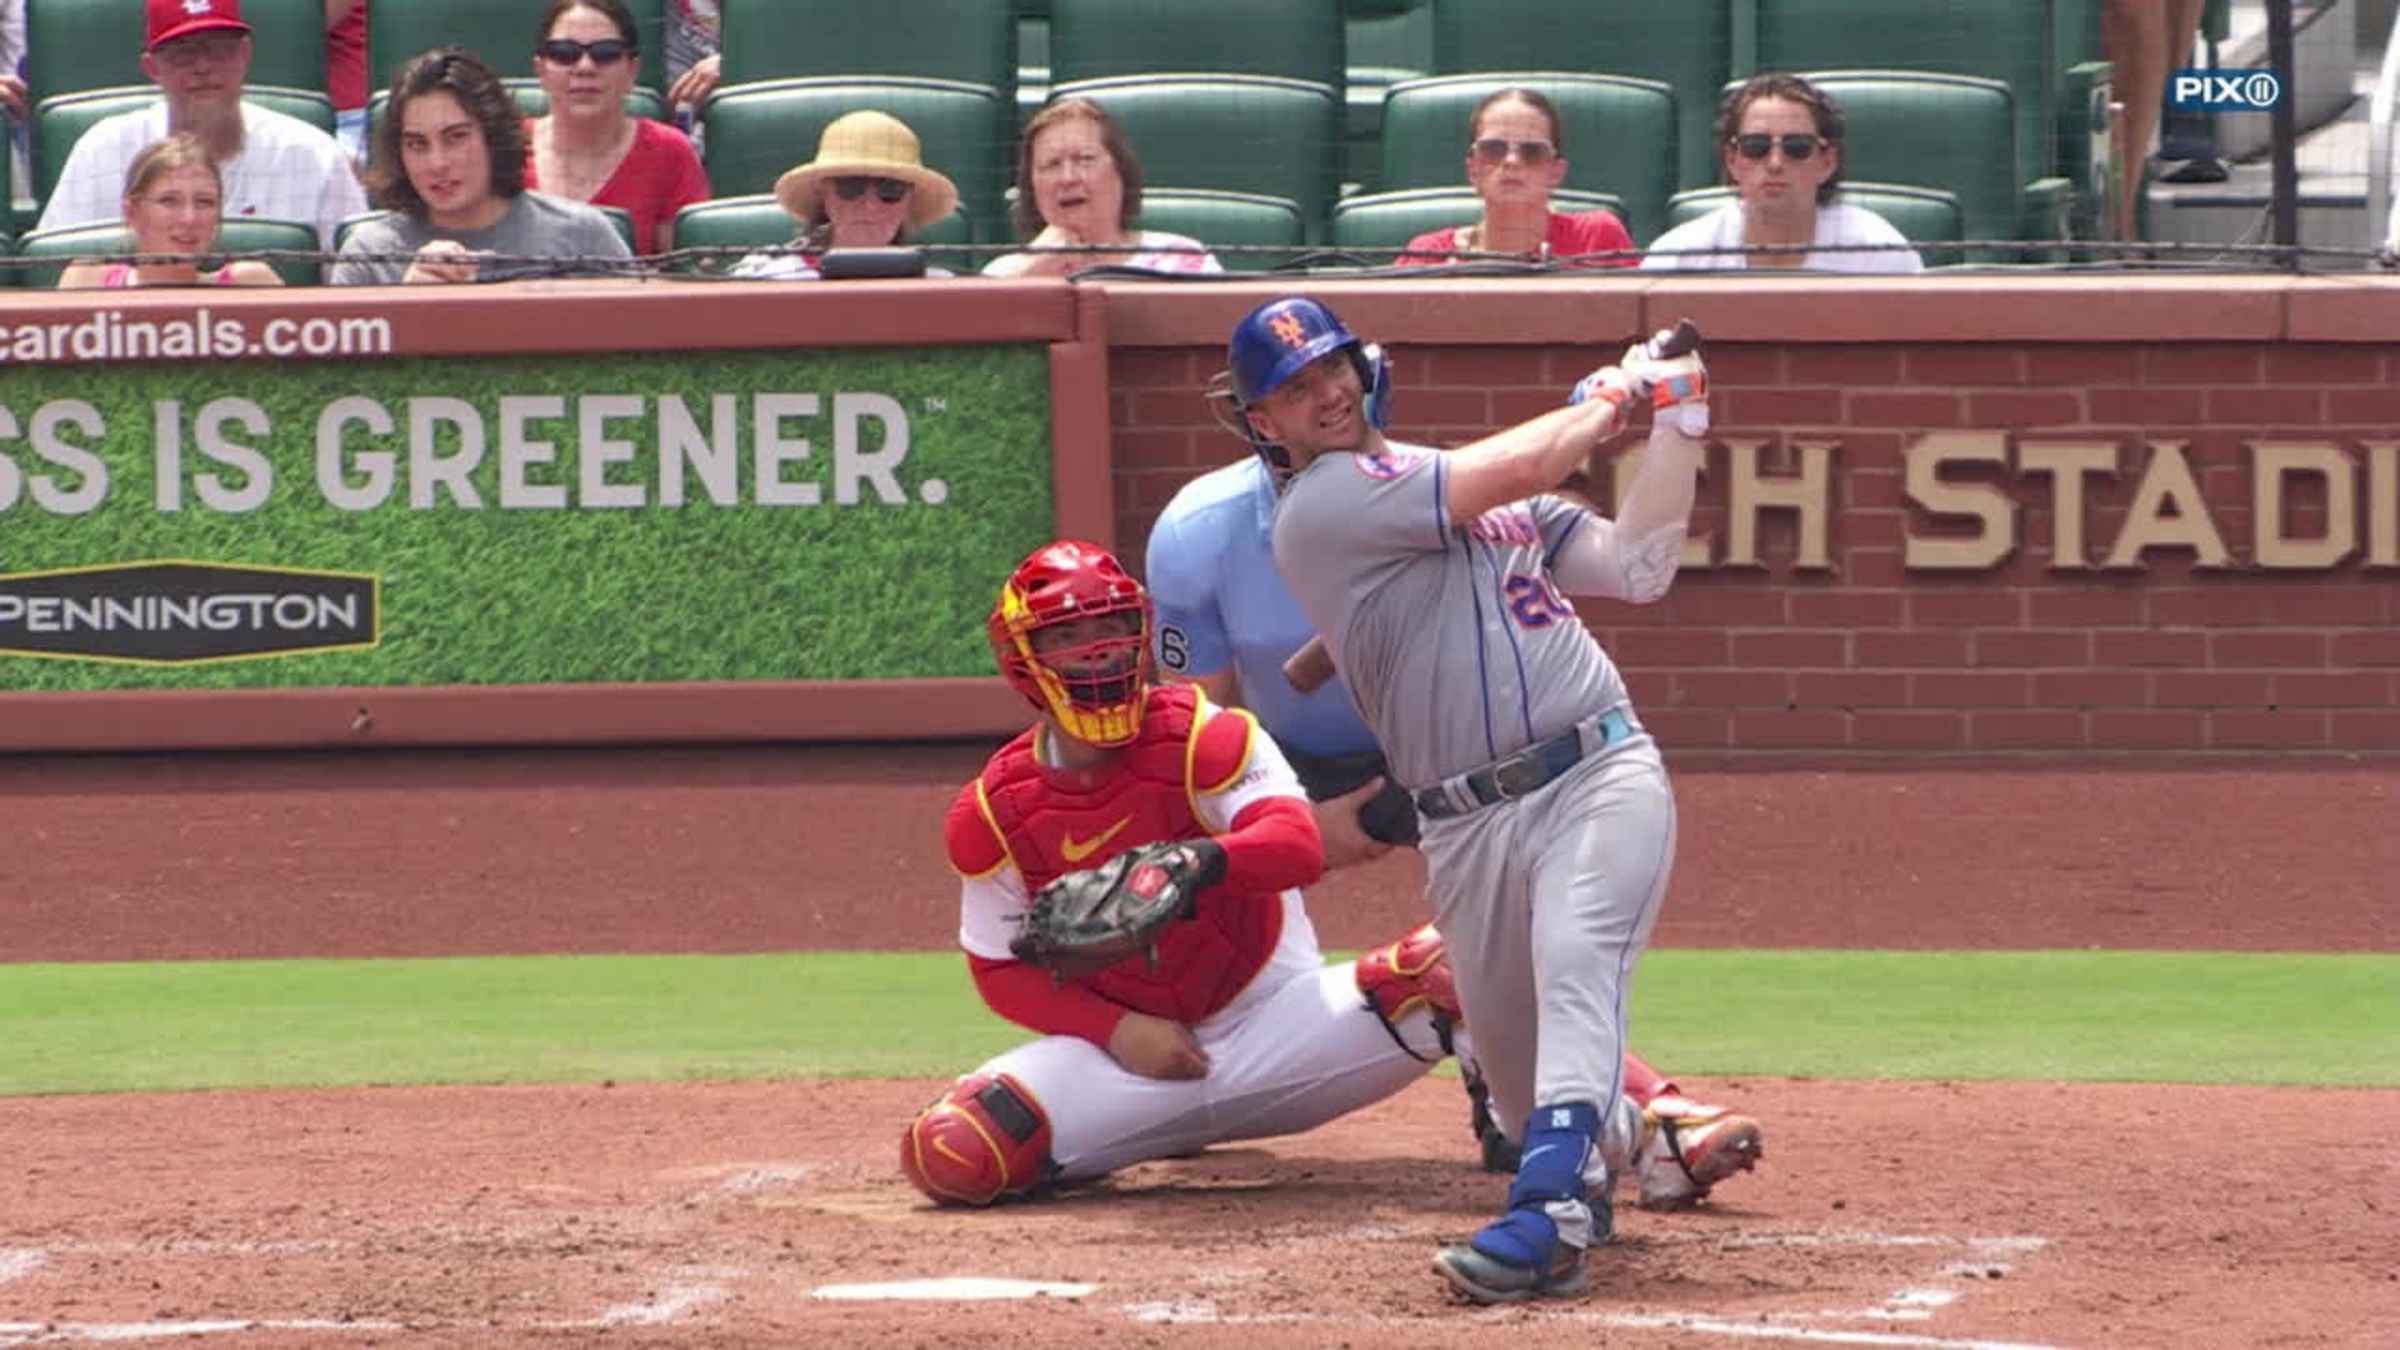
[1396,87,1635,268]
[983,98,1221,278]
[333,46,632,285]
[1642,73,1921,274]
[730,110,961,280]
[523,0,709,254]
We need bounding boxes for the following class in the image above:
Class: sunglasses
[535,38,634,66]
[832,176,912,203]
[1731,132,1826,161]
[1471,137,1557,166]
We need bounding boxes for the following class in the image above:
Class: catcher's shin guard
[900,1072,1056,1206]
[1354,923,1463,1062]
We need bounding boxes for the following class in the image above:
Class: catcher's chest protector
[978,687,1217,894]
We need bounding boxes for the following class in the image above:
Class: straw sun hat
[772,111,960,230]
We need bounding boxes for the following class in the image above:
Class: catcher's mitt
[1011,838,1229,973]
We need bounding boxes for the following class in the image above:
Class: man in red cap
[37,0,365,248]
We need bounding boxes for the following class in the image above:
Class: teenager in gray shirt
[333,47,630,286]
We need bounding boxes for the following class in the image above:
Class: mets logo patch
[1269,312,1310,347]
[1357,445,1423,480]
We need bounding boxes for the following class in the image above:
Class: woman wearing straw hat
[730,110,961,280]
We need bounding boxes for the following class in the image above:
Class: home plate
[811,1277,1099,1301]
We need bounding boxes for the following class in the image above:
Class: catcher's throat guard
[989,540,1154,746]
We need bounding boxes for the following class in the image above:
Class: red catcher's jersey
[945,685,1283,1025]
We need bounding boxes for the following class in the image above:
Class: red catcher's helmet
[988,540,1153,747]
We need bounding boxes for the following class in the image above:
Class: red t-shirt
[1396,208,1637,268]
[522,117,712,255]
[326,1,368,112]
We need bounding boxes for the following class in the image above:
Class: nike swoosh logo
[1517,1145,1560,1169]
[1060,816,1133,864]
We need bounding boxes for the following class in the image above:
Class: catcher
[901,539,1477,1205]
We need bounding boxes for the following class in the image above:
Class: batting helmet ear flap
[1355,342,1393,431]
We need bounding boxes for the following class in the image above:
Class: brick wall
[1099,279,2400,753]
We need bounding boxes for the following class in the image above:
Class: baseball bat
[1283,636,1337,694]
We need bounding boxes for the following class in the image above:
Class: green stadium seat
[1046,76,1341,242]
[15,216,323,287]
[1378,73,1676,246]
[1429,0,1731,195]
[668,194,973,274]
[27,0,326,114]
[1331,185,1627,258]
[1049,0,1343,89]
[1133,188,1305,272]
[1664,182,1965,266]
[1754,2,2068,232]
[700,77,1013,241]
[1343,0,1431,191]
[1781,71,2056,247]
[720,0,1014,93]
[369,0,669,103]
[35,85,337,206]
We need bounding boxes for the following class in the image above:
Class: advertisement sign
[0,344,1054,690]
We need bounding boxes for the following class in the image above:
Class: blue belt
[1413,708,1636,821]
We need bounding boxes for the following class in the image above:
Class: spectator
[523,0,707,254]
[1,0,24,119]
[58,133,283,288]
[983,98,1222,278]
[326,0,367,161]
[1395,87,1635,268]
[729,110,959,279]
[2103,0,2215,240]
[664,0,720,115]
[38,0,368,250]
[332,47,630,285]
[1641,73,1922,274]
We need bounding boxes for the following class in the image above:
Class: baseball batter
[900,540,1478,1204]
[1234,296,1711,1302]
[1146,438,1763,1206]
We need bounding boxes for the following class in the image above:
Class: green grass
[2,950,2391,1098]
[0,346,1053,688]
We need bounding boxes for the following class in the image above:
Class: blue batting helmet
[1225,297,1392,430]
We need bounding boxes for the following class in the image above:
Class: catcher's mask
[1208,296,1392,473]
[989,539,1154,747]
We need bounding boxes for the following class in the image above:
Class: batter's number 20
[1503,573,1576,629]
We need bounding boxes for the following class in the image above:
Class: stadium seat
[1047,0,1343,90]
[1377,73,1676,246]
[1132,188,1305,272]
[34,86,337,207]
[1781,71,2058,248]
[1343,0,1432,191]
[1754,2,2067,235]
[1663,182,1965,267]
[14,216,323,287]
[700,77,1013,241]
[719,0,1014,94]
[1330,185,1628,258]
[667,194,972,275]
[1428,0,1730,195]
[1045,76,1341,241]
[369,0,667,102]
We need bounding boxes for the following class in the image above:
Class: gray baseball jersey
[1269,439,1634,791]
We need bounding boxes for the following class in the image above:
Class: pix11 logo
[2169,68,2285,111]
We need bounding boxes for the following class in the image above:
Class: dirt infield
[2,747,2395,1347]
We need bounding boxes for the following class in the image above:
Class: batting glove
[1619,334,1710,439]
[1567,365,1640,438]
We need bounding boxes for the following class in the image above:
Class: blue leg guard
[1469,1100,1603,1267]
